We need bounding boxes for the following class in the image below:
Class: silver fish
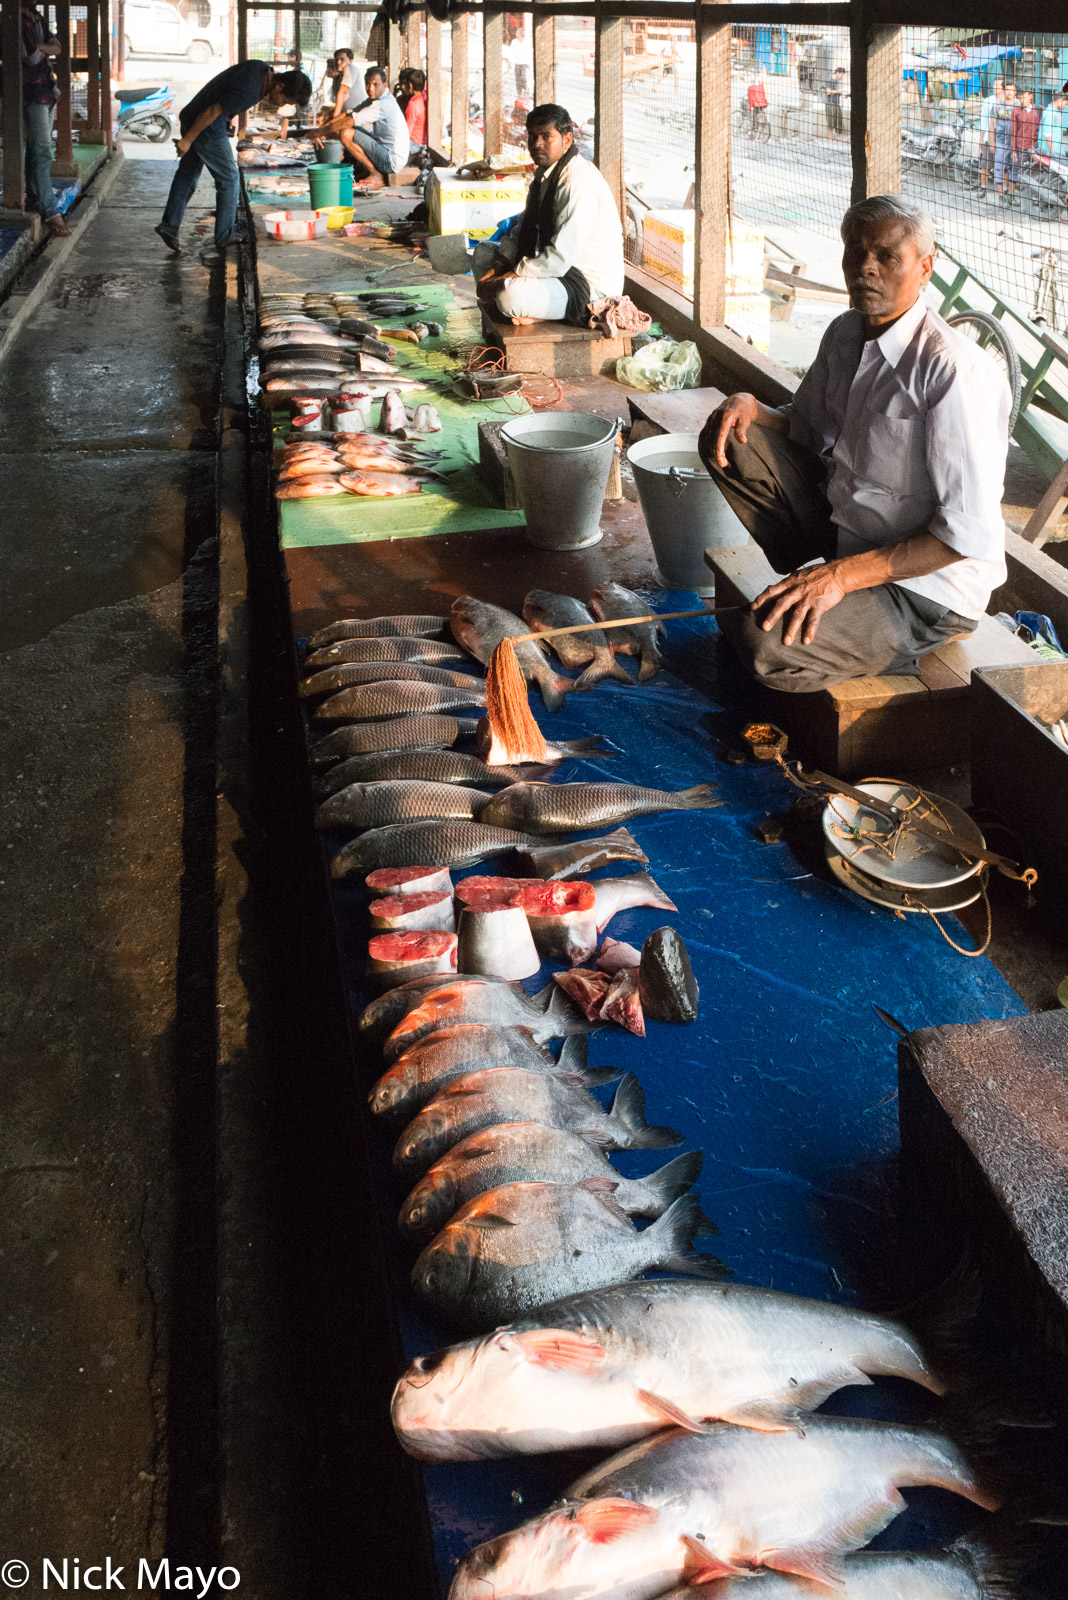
[382,978,595,1063]
[450,596,571,713]
[313,680,486,724]
[412,404,442,433]
[370,1027,608,1120]
[394,1068,682,1179]
[447,1421,999,1600]
[522,590,634,691]
[329,821,550,878]
[516,827,649,880]
[589,581,665,681]
[593,871,678,933]
[308,615,449,646]
[304,637,466,669]
[456,903,542,982]
[357,975,516,1045]
[658,1542,1011,1599]
[398,1128,701,1246]
[300,663,483,699]
[315,750,556,800]
[480,781,722,835]
[315,779,493,832]
[391,1275,953,1462]
[411,1182,721,1332]
[380,390,408,435]
[369,890,455,934]
[308,718,481,767]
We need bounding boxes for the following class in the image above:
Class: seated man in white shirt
[316,64,410,189]
[699,194,1009,694]
[477,103,625,326]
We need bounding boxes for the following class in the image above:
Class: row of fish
[274,430,441,501]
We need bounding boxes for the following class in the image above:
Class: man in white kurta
[699,195,1009,693]
[477,103,624,325]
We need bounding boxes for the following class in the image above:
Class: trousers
[159,119,239,247]
[496,274,569,321]
[24,102,60,220]
[698,421,976,695]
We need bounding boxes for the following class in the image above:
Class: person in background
[397,67,427,149]
[18,2,70,237]
[976,76,1003,203]
[475,103,624,327]
[334,47,356,117]
[991,79,1017,205]
[156,63,311,258]
[1040,86,1067,158]
[316,64,410,189]
[698,195,1008,695]
[316,51,339,111]
[825,66,846,142]
[1011,86,1041,200]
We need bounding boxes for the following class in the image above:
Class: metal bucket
[318,140,344,164]
[627,432,747,592]
[500,412,618,551]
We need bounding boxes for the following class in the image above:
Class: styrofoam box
[427,170,528,240]
[642,213,765,300]
[725,292,771,353]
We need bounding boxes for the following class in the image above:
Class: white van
[124,0,224,63]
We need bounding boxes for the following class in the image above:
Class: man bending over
[699,195,1009,693]
[477,103,624,326]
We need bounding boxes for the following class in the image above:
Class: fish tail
[677,783,723,810]
[558,736,619,757]
[638,648,662,682]
[558,1034,619,1085]
[641,1149,704,1216]
[949,1532,1024,1600]
[633,871,679,913]
[653,1193,729,1277]
[542,983,598,1034]
[608,1073,683,1149]
[573,655,635,692]
[536,674,571,713]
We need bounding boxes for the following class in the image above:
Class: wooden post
[450,13,468,166]
[55,0,74,165]
[533,3,555,106]
[593,5,623,224]
[850,4,902,203]
[3,0,26,210]
[236,0,248,133]
[86,0,101,137]
[692,4,732,327]
[483,7,503,162]
[100,0,112,152]
[403,7,420,72]
[426,14,444,150]
[387,19,402,89]
[115,0,124,82]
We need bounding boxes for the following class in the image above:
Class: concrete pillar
[693,8,732,328]
[483,8,503,161]
[533,3,555,106]
[426,14,444,150]
[450,14,468,166]
[594,7,623,224]
[3,0,27,209]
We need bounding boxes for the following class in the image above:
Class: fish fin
[577,1176,632,1225]
[677,783,723,810]
[609,1073,684,1150]
[638,649,662,682]
[894,1257,981,1397]
[513,1327,607,1375]
[547,983,599,1035]
[573,657,635,692]
[533,980,557,1011]
[560,736,622,757]
[635,1389,709,1434]
[949,1532,1025,1600]
[534,673,567,713]
[764,1548,851,1591]
[640,1150,704,1215]
[654,1193,728,1278]
[574,1498,658,1543]
[581,1065,624,1086]
[679,1537,742,1582]
[769,1489,906,1585]
[557,1034,588,1072]
[787,1366,873,1413]
[717,1400,809,1433]
[471,1213,516,1229]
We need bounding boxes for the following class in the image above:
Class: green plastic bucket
[308,163,352,208]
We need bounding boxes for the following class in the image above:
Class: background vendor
[476,102,624,326]
[317,65,410,190]
[699,195,1009,695]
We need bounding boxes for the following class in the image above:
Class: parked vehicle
[1020,149,1068,219]
[115,82,176,142]
[124,0,221,62]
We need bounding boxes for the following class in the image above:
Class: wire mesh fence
[620,17,696,290]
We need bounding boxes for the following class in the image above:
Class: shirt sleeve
[781,324,834,454]
[923,358,1008,561]
[514,164,584,280]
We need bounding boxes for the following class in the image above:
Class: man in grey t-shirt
[316,64,410,187]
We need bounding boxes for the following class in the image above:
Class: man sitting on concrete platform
[476,103,624,327]
[317,65,411,190]
[699,194,1010,695]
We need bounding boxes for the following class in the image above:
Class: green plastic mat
[270,283,529,549]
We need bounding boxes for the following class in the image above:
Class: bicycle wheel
[946,309,1023,432]
[757,109,771,143]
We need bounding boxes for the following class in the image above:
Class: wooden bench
[482,310,632,379]
[706,541,1036,776]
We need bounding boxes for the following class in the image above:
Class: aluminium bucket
[318,139,344,164]
[627,432,747,591]
[500,411,618,551]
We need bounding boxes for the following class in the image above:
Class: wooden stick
[511,604,745,648]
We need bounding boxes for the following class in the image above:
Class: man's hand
[174,135,191,157]
[702,392,760,469]
[753,562,848,647]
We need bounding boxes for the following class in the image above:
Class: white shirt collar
[872,295,927,368]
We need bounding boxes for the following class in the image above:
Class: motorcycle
[1021,148,1068,219]
[901,112,966,177]
[116,84,176,144]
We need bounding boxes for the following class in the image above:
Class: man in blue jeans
[156,62,310,258]
[19,3,70,237]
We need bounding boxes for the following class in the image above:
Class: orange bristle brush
[484,605,743,765]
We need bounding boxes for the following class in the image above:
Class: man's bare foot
[510,315,536,325]
[46,214,71,237]
[354,174,386,190]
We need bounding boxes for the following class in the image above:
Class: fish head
[393,1105,452,1177]
[390,1333,496,1458]
[411,1229,475,1308]
[368,1062,413,1117]
[397,1167,457,1240]
[447,1499,674,1600]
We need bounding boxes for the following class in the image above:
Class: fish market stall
[245,224,1060,1599]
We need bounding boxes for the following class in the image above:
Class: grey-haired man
[699,195,1010,693]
